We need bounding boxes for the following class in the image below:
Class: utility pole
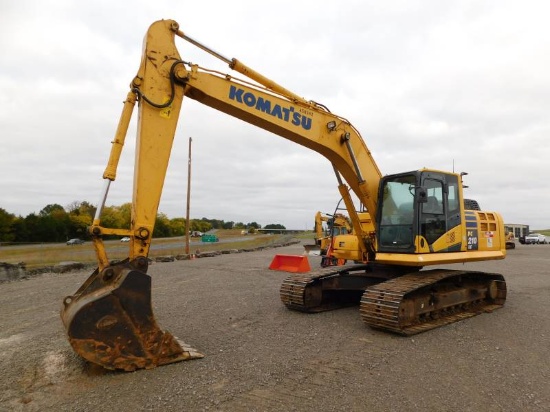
[185,137,192,255]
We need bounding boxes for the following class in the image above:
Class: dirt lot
[0,242,549,411]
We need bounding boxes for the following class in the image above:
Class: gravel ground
[0,241,549,412]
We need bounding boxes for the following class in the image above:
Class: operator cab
[376,170,462,253]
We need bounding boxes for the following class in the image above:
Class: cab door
[418,172,461,252]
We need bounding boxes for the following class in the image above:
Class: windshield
[378,174,416,250]
[380,175,415,225]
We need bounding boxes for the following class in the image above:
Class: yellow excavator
[316,211,352,267]
[307,209,374,268]
[61,19,507,371]
[315,211,353,252]
[304,211,352,256]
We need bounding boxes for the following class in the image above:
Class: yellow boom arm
[90,19,381,268]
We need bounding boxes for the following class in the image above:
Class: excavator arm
[90,21,186,269]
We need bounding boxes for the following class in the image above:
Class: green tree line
[0,202,264,244]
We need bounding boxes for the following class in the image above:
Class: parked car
[524,233,547,244]
[120,237,130,242]
[66,238,85,245]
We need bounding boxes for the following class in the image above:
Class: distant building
[505,224,529,239]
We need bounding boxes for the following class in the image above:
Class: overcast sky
[1,0,549,230]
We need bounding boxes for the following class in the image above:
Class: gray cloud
[1,0,548,229]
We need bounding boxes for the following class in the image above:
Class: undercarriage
[280,264,506,335]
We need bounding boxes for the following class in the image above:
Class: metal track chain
[359,270,506,335]
[279,267,341,311]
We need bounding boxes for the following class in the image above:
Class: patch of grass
[0,233,300,269]
[294,231,315,240]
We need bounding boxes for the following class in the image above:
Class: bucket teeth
[176,339,204,360]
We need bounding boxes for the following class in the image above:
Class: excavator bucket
[61,261,203,371]
[269,254,311,273]
[303,244,321,256]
